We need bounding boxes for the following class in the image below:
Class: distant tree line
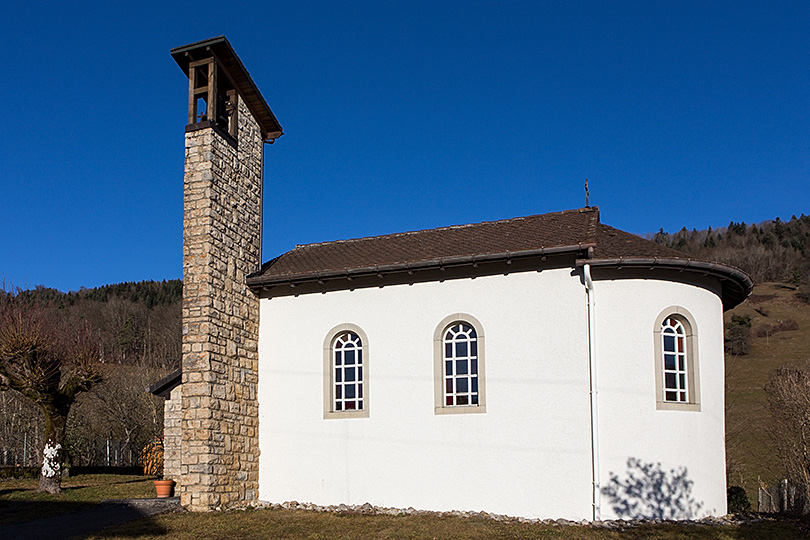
[13,280,182,310]
[649,214,810,285]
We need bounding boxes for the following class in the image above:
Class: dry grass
[1,477,807,539]
[724,283,810,501]
[84,507,807,540]
[0,473,155,525]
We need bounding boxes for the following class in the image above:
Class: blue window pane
[472,395,478,405]
[456,360,468,375]
[345,367,355,382]
[470,341,478,357]
[335,369,342,383]
[471,359,478,375]
[678,357,685,371]
[456,341,468,357]
[358,366,363,381]
[472,378,478,393]
[664,354,676,370]
[446,360,453,376]
[358,400,363,409]
[445,343,453,358]
[663,335,675,352]
[457,377,468,393]
[345,350,355,365]
[357,350,362,363]
[468,327,477,339]
[346,385,356,399]
[354,336,362,347]
[336,402,343,411]
[335,352,342,366]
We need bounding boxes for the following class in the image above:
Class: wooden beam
[187,65,196,125]
[207,61,217,126]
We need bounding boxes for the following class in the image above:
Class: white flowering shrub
[41,440,62,478]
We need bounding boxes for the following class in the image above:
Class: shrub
[757,319,799,337]
[725,325,752,355]
[725,314,753,355]
[727,486,751,513]
[140,438,164,477]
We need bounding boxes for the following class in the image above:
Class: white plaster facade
[256,266,728,520]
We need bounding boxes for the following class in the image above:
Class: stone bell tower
[170,36,282,511]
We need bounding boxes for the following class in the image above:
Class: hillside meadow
[724,282,810,501]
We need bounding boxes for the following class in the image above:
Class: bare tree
[0,295,101,493]
[766,366,810,507]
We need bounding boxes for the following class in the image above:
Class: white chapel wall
[257,268,728,520]
[257,268,595,519]
[593,276,726,519]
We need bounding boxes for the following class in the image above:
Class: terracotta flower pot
[154,479,176,498]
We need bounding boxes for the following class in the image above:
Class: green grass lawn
[0,473,156,526]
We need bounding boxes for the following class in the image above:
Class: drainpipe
[583,263,601,521]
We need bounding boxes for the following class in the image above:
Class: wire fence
[1,435,142,468]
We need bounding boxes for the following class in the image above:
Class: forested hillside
[0,280,181,469]
[649,213,810,284]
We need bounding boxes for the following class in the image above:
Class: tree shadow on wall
[603,457,704,520]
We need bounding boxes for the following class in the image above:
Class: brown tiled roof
[253,207,600,280]
[247,206,752,308]
[592,223,685,259]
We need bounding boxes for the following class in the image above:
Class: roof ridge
[295,207,599,250]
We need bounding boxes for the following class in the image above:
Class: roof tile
[256,207,600,279]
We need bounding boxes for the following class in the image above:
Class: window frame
[434,313,487,415]
[323,324,369,419]
[653,307,700,412]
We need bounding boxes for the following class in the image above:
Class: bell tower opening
[187,57,238,138]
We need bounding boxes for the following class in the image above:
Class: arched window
[323,324,369,419]
[654,308,700,411]
[661,317,688,403]
[434,314,486,414]
[334,332,364,411]
[443,323,479,406]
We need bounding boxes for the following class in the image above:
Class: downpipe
[583,263,601,521]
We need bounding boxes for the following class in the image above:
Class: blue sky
[2,1,808,292]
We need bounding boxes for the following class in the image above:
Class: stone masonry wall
[163,385,182,484]
[180,98,264,510]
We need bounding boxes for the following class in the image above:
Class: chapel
[151,36,753,520]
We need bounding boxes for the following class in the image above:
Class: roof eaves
[576,257,754,310]
[146,368,182,398]
[248,243,596,290]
